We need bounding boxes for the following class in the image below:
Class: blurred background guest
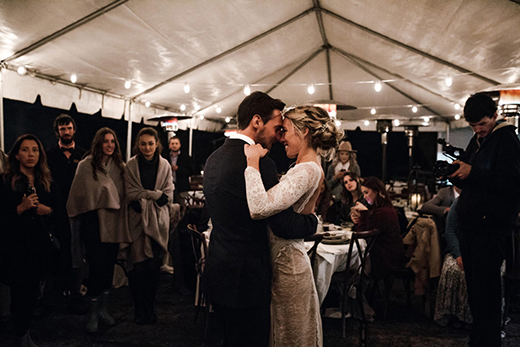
[67,127,131,333]
[326,141,360,202]
[125,128,174,325]
[0,134,64,347]
[351,177,405,281]
[163,137,193,206]
[0,148,7,174]
[434,197,472,328]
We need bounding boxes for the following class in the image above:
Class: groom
[203,92,318,346]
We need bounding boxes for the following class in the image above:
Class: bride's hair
[283,105,344,161]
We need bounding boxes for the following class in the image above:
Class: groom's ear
[252,114,263,129]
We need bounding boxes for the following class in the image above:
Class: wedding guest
[339,171,365,223]
[326,141,360,202]
[351,177,405,280]
[125,128,174,324]
[163,136,194,205]
[67,127,131,333]
[0,134,64,346]
[420,185,461,245]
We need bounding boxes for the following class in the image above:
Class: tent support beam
[333,47,440,116]
[133,8,317,99]
[1,0,129,64]
[326,47,333,100]
[0,67,4,150]
[126,100,132,162]
[322,9,500,86]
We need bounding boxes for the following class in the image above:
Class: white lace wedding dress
[245,161,323,347]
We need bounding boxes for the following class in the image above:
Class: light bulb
[393,119,400,127]
[412,106,418,113]
[364,120,370,126]
[184,83,190,94]
[374,81,382,92]
[454,114,460,120]
[216,106,222,114]
[199,115,205,120]
[71,74,77,84]
[225,117,231,123]
[454,103,461,110]
[145,101,151,108]
[17,66,27,75]
[307,84,315,95]
[423,116,430,123]
[180,104,186,111]
[370,108,376,115]
[244,84,251,95]
[423,122,429,126]
[124,80,131,89]
[335,120,342,127]
[445,76,453,87]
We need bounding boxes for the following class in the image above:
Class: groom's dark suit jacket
[203,138,318,308]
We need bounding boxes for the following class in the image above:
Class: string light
[364,120,370,126]
[225,117,231,123]
[423,122,429,126]
[124,80,131,89]
[145,101,151,107]
[199,115,205,120]
[180,104,186,111]
[454,114,461,120]
[307,84,315,95]
[374,81,382,92]
[393,119,400,127]
[423,116,430,123]
[17,65,27,75]
[71,74,77,84]
[454,103,461,110]
[216,106,222,113]
[244,84,251,95]
[184,83,190,94]
[335,120,342,127]
[412,106,418,113]
[445,76,453,87]
[370,108,376,115]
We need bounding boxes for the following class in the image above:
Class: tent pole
[126,100,133,162]
[189,118,193,157]
[0,67,4,151]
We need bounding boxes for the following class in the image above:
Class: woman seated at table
[351,177,405,280]
[338,171,366,223]
[434,197,472,327]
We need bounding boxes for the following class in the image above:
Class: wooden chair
[304,233,324,271]
[330,229,380,343]
[186,224,210,338]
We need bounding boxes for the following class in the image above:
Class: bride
[244,105,343,347]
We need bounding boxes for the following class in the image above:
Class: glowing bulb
[244,84,251,95]
[423,122,429,126]
[423,116,430,123]
[145,101,151,108]
[445,76,453,87]
[184,83,190,94]
[17,66,27,75]
[71,74,77,84]
[454,114,461,120]
[393,119,400,127]
[364,120,370,126]
[124,80,131,89]
[180,104,186,111]
[335,120,342,127]
[307,84,315,95]
[216,106,222,114]
[412,106,418,113]
[225,117,231,123]
[454,103,461,110]
[199,115,204,120]
[370,108,376,115]
[374,81,382,92]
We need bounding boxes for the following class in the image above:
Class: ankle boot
[85,297,99,333]
[98,291,115,326]
[129,271,146,325]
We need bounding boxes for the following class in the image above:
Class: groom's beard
[60,134,74,145]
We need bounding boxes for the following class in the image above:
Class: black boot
[144,268,160,325]
[128,271,146,325]
[98,291,115,326]
[85,297,99,333]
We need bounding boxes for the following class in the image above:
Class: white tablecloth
[305,239,366,304]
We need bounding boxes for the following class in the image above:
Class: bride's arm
[244,165,316,220]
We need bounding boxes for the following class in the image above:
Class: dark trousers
[80,211,119,297]
[10,278,39,336]
[459,228,507,347]
[211,302,270,347]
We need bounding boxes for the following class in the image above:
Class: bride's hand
[244,144,268,159]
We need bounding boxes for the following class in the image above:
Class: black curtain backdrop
[3,97,437,181]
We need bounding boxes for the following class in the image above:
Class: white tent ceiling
[1,0,520,133]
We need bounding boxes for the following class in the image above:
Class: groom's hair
[236,91,285,130]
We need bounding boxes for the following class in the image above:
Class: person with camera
[448,93,520,347]
[0,134,65,347]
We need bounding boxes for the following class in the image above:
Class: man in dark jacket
[203,92,317,346]
[164,136,194,205]
[450,93,520,347]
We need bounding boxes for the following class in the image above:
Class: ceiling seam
[132,8,317,99]
[1,0,129,63]
[312,0,333,100]
[332,47,441,117]
[321,8,500,86]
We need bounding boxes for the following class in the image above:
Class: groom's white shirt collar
[229,133,255,146]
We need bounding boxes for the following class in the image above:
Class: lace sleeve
[244,163,320,220]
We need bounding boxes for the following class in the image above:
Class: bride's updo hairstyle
[283,105,344,161]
